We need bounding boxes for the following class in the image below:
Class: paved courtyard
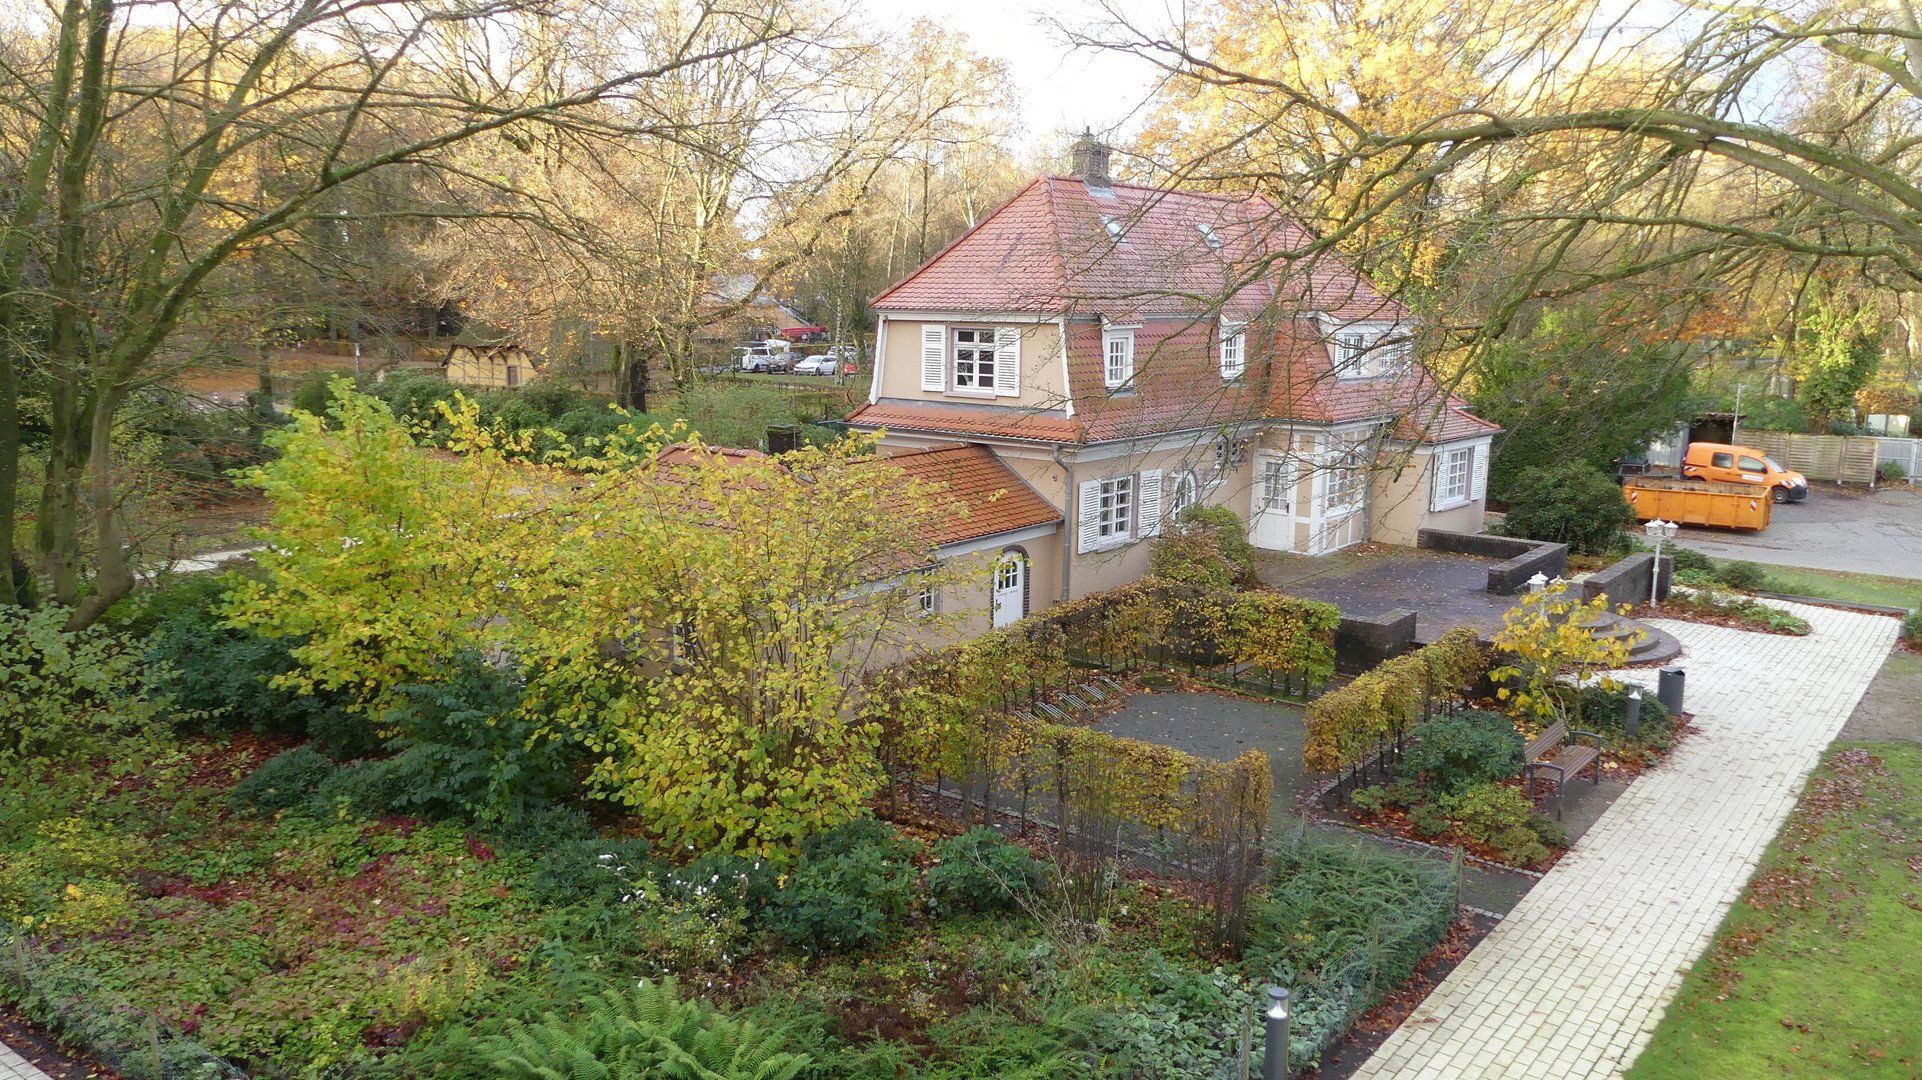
[1673,484,1922,578]
[1255,548,1522,642]
[0,1043,49,1080]
[1355,600,1898,1080]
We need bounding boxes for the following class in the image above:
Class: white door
[991,553,1025,628]
[1249,450,1295,551]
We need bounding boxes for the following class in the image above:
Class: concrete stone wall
[1581,552,1674,610]
[1335,609,1418,675]
[1417,529,1569,594]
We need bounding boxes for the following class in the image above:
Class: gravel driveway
[1671,484,1922,578]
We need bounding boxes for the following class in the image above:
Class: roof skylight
[1099,215,1126,243]
[1196,222,1222,250]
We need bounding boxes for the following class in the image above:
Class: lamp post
[1644,519,1679,606]
[1263,986,1291,1080]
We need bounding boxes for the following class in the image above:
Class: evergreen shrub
[1396,711,1524,795]
[928,828,1046,915]
[1500,462,1636,554]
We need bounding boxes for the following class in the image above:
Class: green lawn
[1746,563,1922,611]
[1626,742,1922,1080]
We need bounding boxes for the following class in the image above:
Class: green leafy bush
[767,819,917,954]
[1488,827,1549,865]
[143,575,375,754]
[486,978,809,1080]
[372,657,582,824]
[0,605,165,763]
[1397,711,1525,795]
[1903,611,1922,641]
[1714,560,1768,591]
[1346,786,1391,816]
[1174,505,1260,585]
[1880,460,1908,483]
[230,746,337,814]
[1447,783,1537,840]
[928,828,1046,915]
[1147,530,1237,589]
[1499,462,1636,554]
[1407,802,1450,838]
[1669,547,1712,574]
[1579,685,1672,736]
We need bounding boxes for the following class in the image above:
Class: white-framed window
[1434,447,1471,507]
[952,326,996,390]
[1213,436,1247,471]
[1167,470,1200,519]
[916,582,937,617]
[1334,332,1369,374]
[671,621,697,665]
[1104,329,1134,389]
[1323,435,1367,513]
[1219,322,1246,380]
[1098,476,1133,539]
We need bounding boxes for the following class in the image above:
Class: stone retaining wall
[1581,552,1673,610]
[1417,529,1569,594]
[1336,609,1418,675]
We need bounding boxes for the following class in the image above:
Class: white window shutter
[1137,469,1162,538]
[994,327,1021,397]
[920,324,946,391]
[1429,452,1446,512]
[1077,479,1102,554]
[1470,445,1488,501]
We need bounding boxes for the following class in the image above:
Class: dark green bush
[1903,611,1922,641]
[1397,711,1525,795]
[1579,685,1671,735]
[143,574,376,755]
[372,657,582,824]
[1669,547,1712,574]
[1408,802,1450,838]
[1714,560,1768,591]
[1500,462,1636,555]
[928,828,1047,915]
[230,746,336,813]
[768,819,917,954]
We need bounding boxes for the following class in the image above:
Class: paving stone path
[0,1043,50,1080]
[1355,600,1898,1080]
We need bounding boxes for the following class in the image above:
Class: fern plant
[486,978,808,1080]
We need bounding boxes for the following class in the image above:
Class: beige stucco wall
[876,318,1067,412]
[1370,445,1487,546]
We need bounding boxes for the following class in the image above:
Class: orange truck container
[1622,477,1773,531]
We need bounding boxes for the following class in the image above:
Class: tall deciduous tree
[0,0,794,621]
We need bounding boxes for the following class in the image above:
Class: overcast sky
[854,0,1174,154]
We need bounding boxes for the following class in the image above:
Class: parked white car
[790,354,838,376]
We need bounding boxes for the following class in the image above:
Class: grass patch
[1745,563,1922,610]
[1625,743,1922,1080]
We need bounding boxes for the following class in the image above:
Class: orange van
[1680,442,1808,502]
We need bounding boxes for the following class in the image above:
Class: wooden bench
[1525,719,1603,820]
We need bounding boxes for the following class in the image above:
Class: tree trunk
[67,390,131,629]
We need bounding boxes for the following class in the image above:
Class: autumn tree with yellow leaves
[225,383,973,855]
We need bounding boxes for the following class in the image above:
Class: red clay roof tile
[879,443,1063,545]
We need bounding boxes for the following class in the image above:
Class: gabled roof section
[869,175,1407,323]
[880,443,1063,546]
[1263,318,1501,443]
[845,402,1083,443]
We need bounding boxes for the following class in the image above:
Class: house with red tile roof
[845,138,1499,622]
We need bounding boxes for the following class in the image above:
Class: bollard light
[1527,571,1549,593]
[1642,519,1679,606]
[1624,685,1643,737]
[1263,986,1291,1080]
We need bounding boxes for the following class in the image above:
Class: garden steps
[1577,611,1682,665]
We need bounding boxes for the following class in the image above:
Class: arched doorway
[991,549,1029,628]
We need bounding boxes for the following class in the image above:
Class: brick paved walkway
[1355,601,1899,1080]
[0,1043,51,1080]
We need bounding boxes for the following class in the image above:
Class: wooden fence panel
[1740,431,1879,483]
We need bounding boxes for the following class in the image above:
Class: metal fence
[1876,437,1922,481]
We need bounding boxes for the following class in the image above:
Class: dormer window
[1219,320,1246,380]
[1330,323,1410,379]
[1104,327,1135,388]
[1196,222,1222,251]
[1335,331,1369,372]
[1100,215,1126,243]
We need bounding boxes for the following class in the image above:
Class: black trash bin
[1658,666,1685,716]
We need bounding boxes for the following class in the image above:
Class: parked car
[1680,442,1809,502]
[790,354,837,376]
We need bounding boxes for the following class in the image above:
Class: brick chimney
[1069,133,1112,187]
